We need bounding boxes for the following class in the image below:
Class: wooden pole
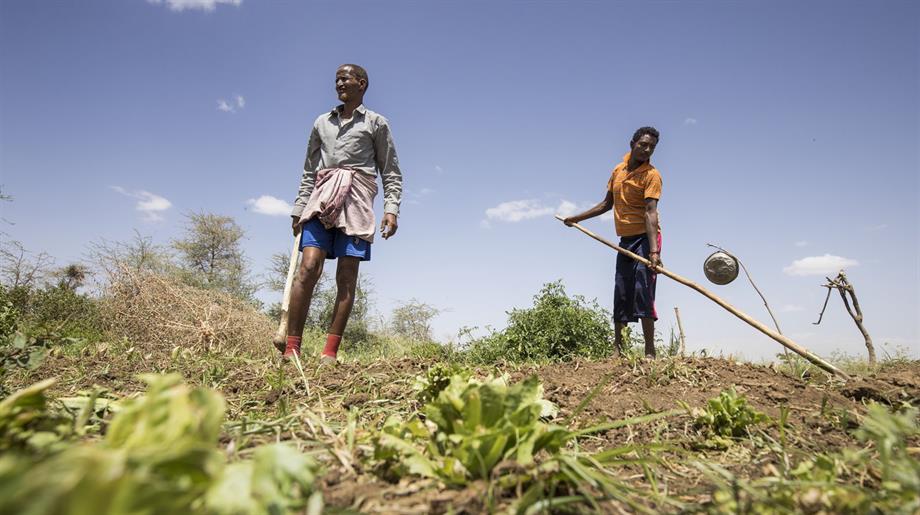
[555,215,850,380]
[673,307,687,356]
[272,231,302,352]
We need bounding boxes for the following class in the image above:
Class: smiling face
[630,134,658,162]
[335,66,366,103]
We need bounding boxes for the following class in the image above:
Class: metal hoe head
[704,251,739,285]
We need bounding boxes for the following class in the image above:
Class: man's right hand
[563,217,577,227]
[291,216,303,236]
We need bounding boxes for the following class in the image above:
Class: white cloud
[780,304,805,312]
[217,94,244,113]
[147,0,241,12]
[684,117,698,125]
[482,199,580,225]
[434,165,445,174]
[111,186,172,222]
[794,240,808,247]
[783,254,859,276]
[556,200,578,217]
[246,195,291,216]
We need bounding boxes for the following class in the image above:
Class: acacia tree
[173,213,255,300]
[391,299,440,341]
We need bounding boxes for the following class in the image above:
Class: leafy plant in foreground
[377,374,566,484]
[412,362,472,405]
[376,374,676,513]
[0,374,322,515]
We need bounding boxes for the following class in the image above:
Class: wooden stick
[272,231,302,352]
[673,307,686,356]
[555,215,850,380]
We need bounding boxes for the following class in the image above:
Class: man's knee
[297,256,323,284]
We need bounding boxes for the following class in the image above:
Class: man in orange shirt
[564,127,662,357]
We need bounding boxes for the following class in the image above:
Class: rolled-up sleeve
[373,118,403,217]
[291,123,322,218]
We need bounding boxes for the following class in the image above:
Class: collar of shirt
[619,151,653,174]
[329,103,367,119]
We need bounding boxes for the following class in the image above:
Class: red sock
[321,334,342,358]
[283,336,302,357]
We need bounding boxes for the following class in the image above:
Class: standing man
[283,64,403,362]
[564,127,662,358]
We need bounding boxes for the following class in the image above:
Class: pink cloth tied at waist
[300,167,378,243]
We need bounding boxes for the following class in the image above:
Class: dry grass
[99,267,273,364]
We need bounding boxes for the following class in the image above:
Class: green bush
[0,294,18,341]
[0,283,102,342]
[466,281,614,363]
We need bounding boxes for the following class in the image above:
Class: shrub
[466,281,614,363]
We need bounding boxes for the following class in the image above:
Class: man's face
[630,134,658,162]
[335,67,365,103]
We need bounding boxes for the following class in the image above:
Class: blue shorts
[299,218,371,261]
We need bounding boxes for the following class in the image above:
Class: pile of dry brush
[100,267,273,362]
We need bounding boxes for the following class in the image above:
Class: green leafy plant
[412,363,472,405]
[0,374,322,515]
[686,387,767,439]
[375,374,677,513]
[377,374,566,484]
[466,281,614,363]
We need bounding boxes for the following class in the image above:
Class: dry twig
[814,270,875,365]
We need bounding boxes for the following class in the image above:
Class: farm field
[3,326,918,514]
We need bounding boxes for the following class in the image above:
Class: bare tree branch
[816,271,876,365]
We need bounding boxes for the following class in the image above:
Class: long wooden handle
[555,215,850,380]
[281,232,301,312]
[273,232,302,345]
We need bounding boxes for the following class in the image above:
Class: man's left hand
[380,213,398,239]
[648,252,662,271]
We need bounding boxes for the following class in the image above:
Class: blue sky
[1,0,917,361]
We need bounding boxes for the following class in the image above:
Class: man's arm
[290,124,322,234]
[373,118,402,239]
[644,198,661,269]
[563,191,613,226]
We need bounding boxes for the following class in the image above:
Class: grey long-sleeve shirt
[291,104,403,218]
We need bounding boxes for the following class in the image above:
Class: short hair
[339,64,369,91]
[631,126,660,145]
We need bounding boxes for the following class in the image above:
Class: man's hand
[380,213,398,239]
[648,251,663,272]
[291,216,303,236]
[563,217,577,227]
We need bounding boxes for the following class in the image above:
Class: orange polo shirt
[607,153,662,237]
